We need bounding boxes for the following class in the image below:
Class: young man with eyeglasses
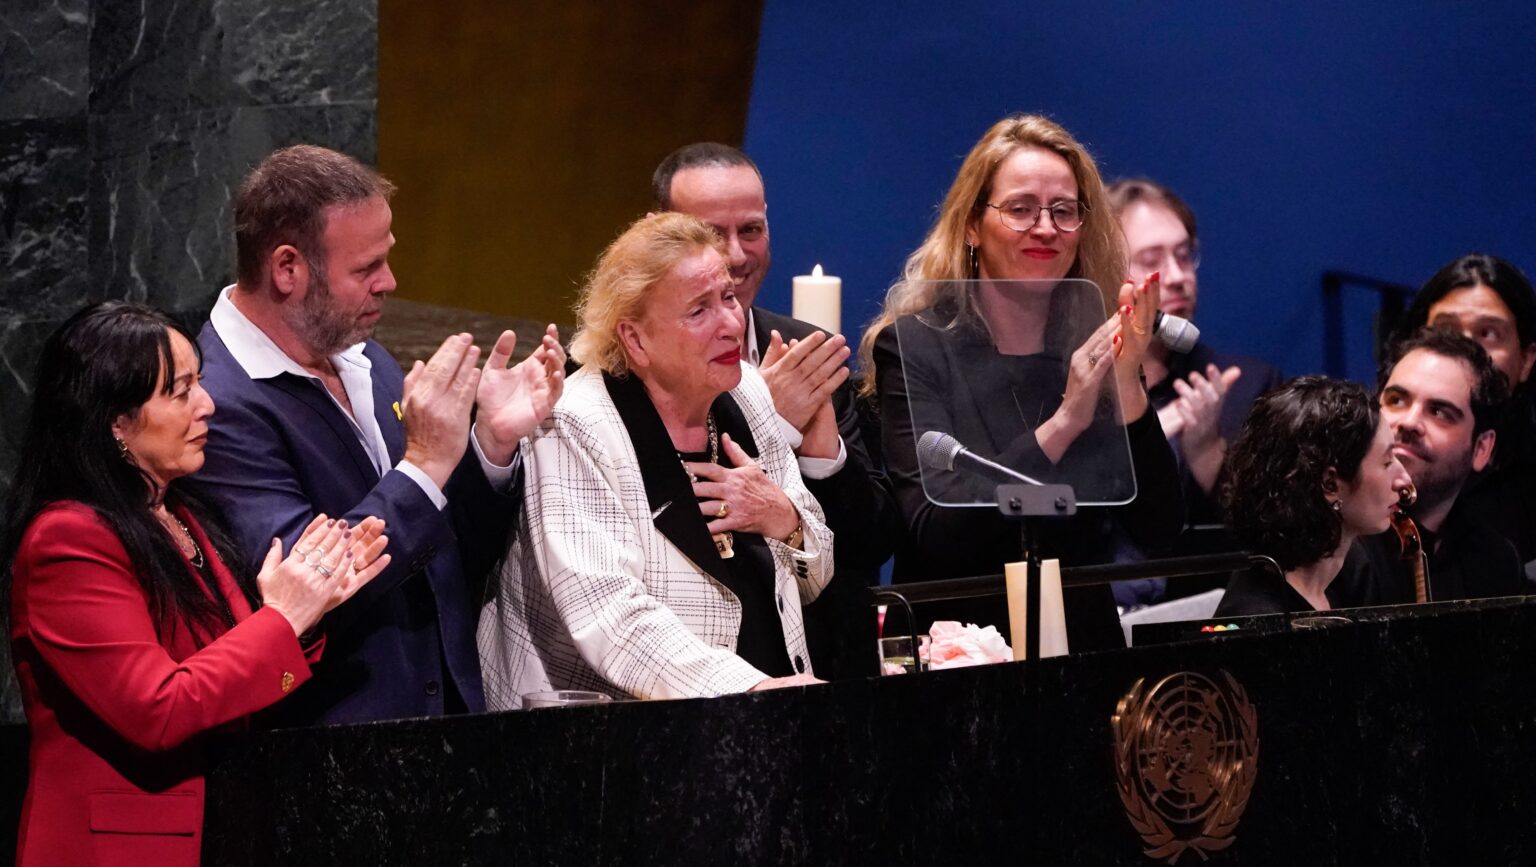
[1106,179,1284,563]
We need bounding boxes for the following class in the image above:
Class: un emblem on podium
[1112,670,1259,864]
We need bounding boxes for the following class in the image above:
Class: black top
[1328,499,1528,608]
[1146,340,1286,529]
[1458,387,1536,565]
[1214,565,1316,617]
[873,301,1185,651]
[751,306,892,679]
[602,371,798,680]
[678,447,792,679]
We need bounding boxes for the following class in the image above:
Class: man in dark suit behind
[652,143,901,678]
[190,145,565,724]
[1333,328,1525,607]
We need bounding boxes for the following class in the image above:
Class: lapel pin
[392,401,403,421]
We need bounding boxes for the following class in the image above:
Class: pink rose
[925,621,1013,670]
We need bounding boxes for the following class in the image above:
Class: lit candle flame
[811,263,824,277]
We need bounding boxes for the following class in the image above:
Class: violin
[1389,483,1430,603]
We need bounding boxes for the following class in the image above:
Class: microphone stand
[995,483,1077,661]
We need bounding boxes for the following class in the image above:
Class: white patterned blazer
[477,363,832,708]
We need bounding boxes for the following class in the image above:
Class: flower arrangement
[925,621,1013,669]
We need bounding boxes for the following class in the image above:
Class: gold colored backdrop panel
[379,2,765,325]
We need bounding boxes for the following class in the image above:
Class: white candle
[1004,561,1030,662]
[792,264,842,335]
[1037,558,1070,659]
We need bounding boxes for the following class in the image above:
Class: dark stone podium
[7,596,1536,865]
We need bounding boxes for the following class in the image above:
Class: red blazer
[8,502,320,867]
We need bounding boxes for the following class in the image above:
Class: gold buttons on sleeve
[280,672,296,694]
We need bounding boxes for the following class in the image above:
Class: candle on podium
[792,264,842,335]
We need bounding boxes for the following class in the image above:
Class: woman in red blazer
[3,303,392,866]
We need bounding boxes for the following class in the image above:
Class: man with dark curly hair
[1333,328,1527,606]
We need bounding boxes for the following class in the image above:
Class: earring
[1331,499,1343,513]
[967,244,979,278]
[115,437,131,462]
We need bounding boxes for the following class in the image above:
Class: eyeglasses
[984,199,1087,233]
[1129,243,1201,276]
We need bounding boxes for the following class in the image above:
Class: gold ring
[717,501,730,519]
[1132,324,1148,335]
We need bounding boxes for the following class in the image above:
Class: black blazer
[752,306,901,677]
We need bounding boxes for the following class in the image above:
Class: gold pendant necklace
[681,412,734,560]
[706,413,735,560]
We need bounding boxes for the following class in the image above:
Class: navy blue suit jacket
[190,324,518,725]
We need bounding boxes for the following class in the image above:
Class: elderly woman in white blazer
[478,213,833,706]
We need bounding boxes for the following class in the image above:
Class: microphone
[918,431,1044,486]
[1154,311,1199,353]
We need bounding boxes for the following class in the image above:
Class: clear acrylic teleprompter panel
[895,279,1137,508]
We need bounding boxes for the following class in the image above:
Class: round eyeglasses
[984,199,1087,233]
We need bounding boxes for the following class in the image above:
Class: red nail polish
[1149,271,1160,282]
[1113,334,1121,344]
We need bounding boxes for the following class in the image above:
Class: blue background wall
[744,1,1536,382]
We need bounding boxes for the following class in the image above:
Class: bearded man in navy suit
[190,145,565,725]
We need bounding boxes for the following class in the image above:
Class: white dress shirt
[743,308,847,479]
[209,286,514,508]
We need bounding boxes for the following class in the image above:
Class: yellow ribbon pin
[392,401,403,421]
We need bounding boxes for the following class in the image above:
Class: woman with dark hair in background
[1397,253,1536,566]
[1215,377,1411,616]
[3,302,391,866]
[859,114,1183,649]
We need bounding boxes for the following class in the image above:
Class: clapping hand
[474,325,566,466]
[401,334,481,489]
[1169,363,1242,493]
[1035,314,1118,463]
[1112,272,1161,422]
[257,514,393,637]
[759,330,849,432]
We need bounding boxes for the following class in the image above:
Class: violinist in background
[1215,377,1410,616]
[1330,328,1527,607]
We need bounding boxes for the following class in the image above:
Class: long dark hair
[1,302,260,640]
[1401,253,1536,350]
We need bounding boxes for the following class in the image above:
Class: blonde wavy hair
[857,114,1125,395]
[569,212,728,376]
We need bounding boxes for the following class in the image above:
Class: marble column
[0,0,379,721]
